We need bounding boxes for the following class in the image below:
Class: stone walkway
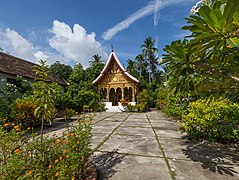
[90,111,239,180]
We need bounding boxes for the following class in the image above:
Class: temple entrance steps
[105,106,122,112]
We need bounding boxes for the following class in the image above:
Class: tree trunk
[40,116,44,143]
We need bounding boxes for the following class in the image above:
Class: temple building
[93,51,139,111]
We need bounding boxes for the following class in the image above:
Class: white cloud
[0,21,107,67]
[49,20,107,68]
[34,50,49,61]
[0,28,55,64]
[102,0,196,40]
[1,28,36,61]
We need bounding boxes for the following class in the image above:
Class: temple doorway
[109,88,117,106]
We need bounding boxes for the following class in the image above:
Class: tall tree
[126,58,138,78]
[89,54,103,66]
[50,61,72,81]
[135,54,145,77]
[141,37,159,84]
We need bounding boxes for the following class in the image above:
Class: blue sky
[0,0,199,67]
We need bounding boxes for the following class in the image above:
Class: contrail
[154,0,161,29]
[102,0,194,41]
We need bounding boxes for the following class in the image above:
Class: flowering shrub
[182,99,239,142]
[0,116,93,179]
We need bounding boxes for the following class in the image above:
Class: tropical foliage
[50,61,72,81]
[159,0,239,142]
[182,99,239,142]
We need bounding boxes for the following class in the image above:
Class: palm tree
[141,37,158,84]
[135,54,145,77]
[89,54,102,66]
[126,59,138,77]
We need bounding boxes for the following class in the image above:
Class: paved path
[91,111,239,180]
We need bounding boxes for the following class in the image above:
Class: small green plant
[11,98,39,129]
[62,108,75,120]
[83,104,90,112]
[127,104,137,112]
[182,99,239,142]
[120,99,129,106]
[136,102,147,112]
[32,59,60,143]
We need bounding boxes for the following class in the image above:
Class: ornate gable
[93,52,139,85]
[93,51,139,106]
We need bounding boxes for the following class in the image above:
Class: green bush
[136,102,147,112]
[0,116,93,179]
[0,97,10,115]
[182,99,239,142]
[137,90,150,112]
[156,88,190,119]
[127,104,137,112]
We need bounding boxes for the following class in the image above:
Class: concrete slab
[154,129,184,139]
[95,121,122,127]
[115,127,155,137]
[171,159,239,180]
[99,135,163,157]
[160,138,190,160]
[93,153,171,180]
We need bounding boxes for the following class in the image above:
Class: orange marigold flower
[14,149,21,154]
[63,150,68,154]
[66,134,71,137]
[71,177,75,180]
[28,170,33,175]
[55,172,59,176]
[66,155,70,159]
[56,139,62,144]
[14,125,20,130]
[55,159,59,163]
[3,123,9,127]
[64,140,69,144]
[27,127,31,130]
[60,156,63,160]
[49,165,53,169]
[71,133,74,136]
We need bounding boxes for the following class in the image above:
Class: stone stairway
[105,106,122,112]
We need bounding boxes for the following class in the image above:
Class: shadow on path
[93,151,125,180]
[182,141,239,176]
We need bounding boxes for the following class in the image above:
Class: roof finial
[111,44,114,52]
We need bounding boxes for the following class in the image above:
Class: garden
[1,0,239,178]
[0,59,100,179]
